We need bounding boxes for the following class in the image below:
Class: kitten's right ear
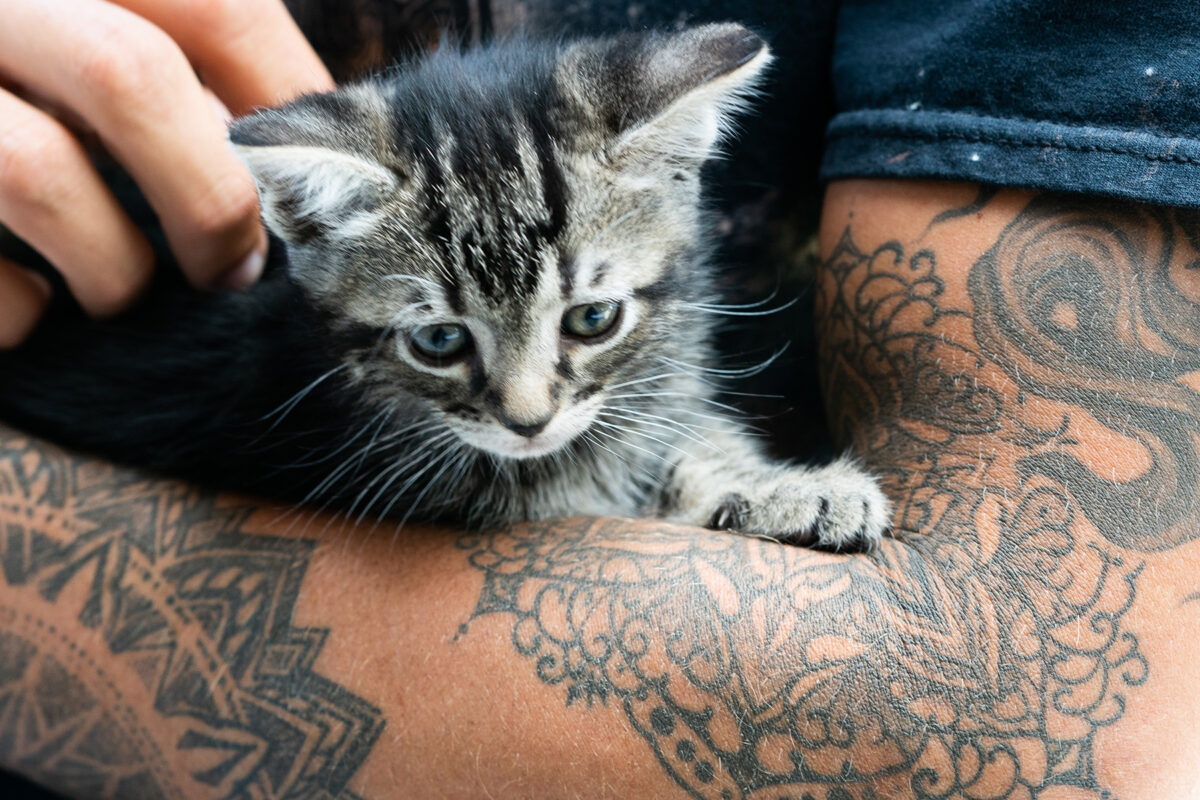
[559,23,772,164]
[230,106,398,245]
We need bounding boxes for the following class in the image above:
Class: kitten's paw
[708,464,890,551]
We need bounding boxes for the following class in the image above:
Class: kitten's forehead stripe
[492,116,523,174]
[589,262,611,288]
[530,119,568,245]
[419,148,453,259]
[443,277,465,315]
[558,255,574,300]
[446,114,568,302]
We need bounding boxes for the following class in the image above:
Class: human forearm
[0,425,902,799]
[816,179,1200,797]
[0,427,654,798]
[6,409,1113,800]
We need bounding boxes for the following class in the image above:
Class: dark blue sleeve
[822,0,1200,207]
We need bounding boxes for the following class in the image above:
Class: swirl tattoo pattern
[970,198,1200,551]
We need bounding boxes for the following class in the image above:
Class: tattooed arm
[2,179,1198,799]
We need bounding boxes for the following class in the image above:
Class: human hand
[0,0,334,347]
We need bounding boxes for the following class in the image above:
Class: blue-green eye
[411,323,471,360]
[562,301,621,338]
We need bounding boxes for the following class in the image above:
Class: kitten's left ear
[560,23,772,163]
[229,103,398,245]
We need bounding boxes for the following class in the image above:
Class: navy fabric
[822,0,1200,208]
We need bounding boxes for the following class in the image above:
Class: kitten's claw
[708,494,749,531]
[775,482,890,552]
[703,461,890,552]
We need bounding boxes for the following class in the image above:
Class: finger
[0,87,154,316]
[114,0,335,115]
[0,0,266,289]
[0,258,52,349]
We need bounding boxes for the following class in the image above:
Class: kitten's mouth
[495,430,576,459]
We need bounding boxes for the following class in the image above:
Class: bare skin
[0,0,333,347]
[1,179,1197,799]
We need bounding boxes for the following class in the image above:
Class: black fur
[0,249,377,504]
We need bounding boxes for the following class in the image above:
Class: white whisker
[588,424,676,474]
[349,428,457,525]
[259,364,348,430]
[659,345,788,378]
[611,405,730,433]
[687,294,799,317]
[390,442,469,534]
[592,418,689,460]
[596,409,721,453]
[606,371,685,391]
[605,391,748,416]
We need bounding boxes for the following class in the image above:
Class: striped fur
[229,24,887,546]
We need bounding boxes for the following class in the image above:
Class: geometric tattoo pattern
[0,627,167,799]
[459,198,1195,799]
[0,442,383,799]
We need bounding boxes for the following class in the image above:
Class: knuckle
[74,19,183,103]
[0,119,77,213]
[167,0,270,51]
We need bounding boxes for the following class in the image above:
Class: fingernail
[218,248,265,290]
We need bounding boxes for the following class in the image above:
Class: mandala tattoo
[460,196,1200,799]
[0,441,383,799]
[0,626,167,799]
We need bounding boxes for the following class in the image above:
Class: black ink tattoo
[922,185,1000,234]
[0,626,168,799]
[970,197,1200,551]
[0,436,383,799]
[460,195,1200,798]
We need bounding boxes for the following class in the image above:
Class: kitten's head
[230,24,769,460]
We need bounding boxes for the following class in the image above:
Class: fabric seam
[838,103,1196,139]
[828,117,1200,166]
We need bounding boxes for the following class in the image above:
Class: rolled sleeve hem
[821,109,1200,208]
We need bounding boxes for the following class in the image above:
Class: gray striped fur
[229,23,887,548]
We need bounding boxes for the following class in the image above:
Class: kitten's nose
[498,413,551,438]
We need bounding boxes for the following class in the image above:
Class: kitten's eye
[562,301,621,339]
[411,323,471,360]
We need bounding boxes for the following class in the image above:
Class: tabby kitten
[0,24,887,549]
